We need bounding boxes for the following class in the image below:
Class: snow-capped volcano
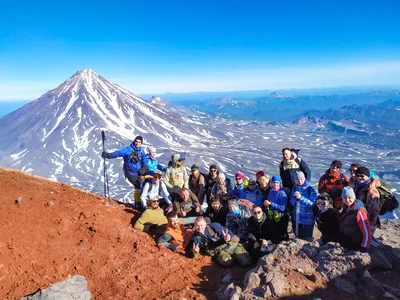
[0,69,219,201]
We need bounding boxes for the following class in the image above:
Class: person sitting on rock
[205,165,219,203]
[279,148,311,192]
[164,153,188,199]
[246,206,279,259]
[102,135,147,203]
[173,187,201,224]
[337,186,371,252]
[231,171,247,199]
[353,166,381,234]
[290,171,317,240]
[265,176,289,242]
[318,160,350,209]
[239,177,262,206]
[189,164,206,205]
[210,173,232,206]
[140,170,173,212]
[157,211,193,253]
[225,199,252,243]
[205,197,229,227]
[191,216,252,268]
[146,147,167,176]
[134,197,167,235]
[313,193,340,244]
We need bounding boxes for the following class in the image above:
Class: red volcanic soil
[0,167,245,299]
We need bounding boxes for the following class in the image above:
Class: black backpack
[377,185,399,215]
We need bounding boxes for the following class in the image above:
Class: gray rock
[333,277,356,294]
[302,243,319,259]
[244,273,261,292]
[20,275,91,300]
[370,248,393,270]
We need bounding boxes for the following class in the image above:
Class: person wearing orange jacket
[318,160,350,209]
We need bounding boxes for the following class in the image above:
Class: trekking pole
[295,199,300,237]
[101,130,110,202]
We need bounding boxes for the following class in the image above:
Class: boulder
[20,275,91,300]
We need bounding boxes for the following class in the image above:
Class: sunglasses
[332,165,341,169]
[153,175,162,179]
[316,201,327,205]
[210,169,217,173]
[357,175,367,178]
[349,169,357,173]
[253,211,263,214]
[248,183,256,186]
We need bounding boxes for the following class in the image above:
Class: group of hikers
[101,135,399,267]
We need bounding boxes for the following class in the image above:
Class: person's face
[210,168,217,178]
[357,174,369,184]
[296,177,306,186]
[343,196,355,207]
[211,200,221,210]
[181,190,190,201]
[228,204,238,213]
[330,164,340,174]
[134,140,142,147]
[217,177,225,185]
[235,177,243,185]
[248,182,257,190]
[192,169,199,178]
[148,200,159,209]
[272,182,280,189]
[169,216,180,228]
[316,200,329,211]
[177,159,183,166]
[253,208,263,220]
[153,174,162,182]
[259,178,269,189]
[194,220,207,234]
[349,167,358,178]
[283,150,291,161]
[151,151,156,157]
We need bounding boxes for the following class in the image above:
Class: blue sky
[1,0,400,100]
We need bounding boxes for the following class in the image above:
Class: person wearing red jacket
[318,160,350,210]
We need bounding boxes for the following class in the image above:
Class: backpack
[377,185,399,215]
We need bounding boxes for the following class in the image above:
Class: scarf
[231,207,240,216]
[356,178,370,189]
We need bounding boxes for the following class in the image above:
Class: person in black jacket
[204,197,229,226]
[313,193,340,244]
[279,148,311,192]
[205,164,219,203]
[246,206,279,260]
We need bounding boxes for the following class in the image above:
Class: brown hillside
[0,167,236,299]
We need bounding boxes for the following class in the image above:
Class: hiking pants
[215,243,252,268]
[275,214,289,241]
[126,175,140,189]
[291,222,314,240]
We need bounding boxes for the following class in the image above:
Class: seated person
[210,173,232,206]
[313,193,340,244]
[134,197,167,235]
[173,187,201,224]
[247,206,279,259]
[226,199,252,243]
[239,177,262,206]
[157,211,193,252]
[205,197,229,226]
[140,170,173,211]
[191,216,252,268]
[337,187,371,252]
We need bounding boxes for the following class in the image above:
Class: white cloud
[1,60,400,101]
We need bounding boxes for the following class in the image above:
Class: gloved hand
[102,151,109,159]
[294,191,302,200]
[360,247,368,253]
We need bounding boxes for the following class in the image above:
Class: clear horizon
[1,0,400,100]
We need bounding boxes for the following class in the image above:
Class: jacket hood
[348,199,364,211]
[171,153,181,167]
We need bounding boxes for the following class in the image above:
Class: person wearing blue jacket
[102,135,147,189]
[239,177,262,206]
[146,147,167,175]
[290,171,317,240]
[231,171,247,199]
[265,175,289,241]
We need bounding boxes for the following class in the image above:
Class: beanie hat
[317,192,333,204]
[331,160,342,168]
[256,171,265,178]
[191,164,199,171]
[134,136,143,143]
[271,175,281,183]
[248,177,257,185]
[341,186,356,199]
[235,171,245,180]
[296,171,305,179]
[149,147,156,153]
[229,199,238,207]
[355,167,370,177]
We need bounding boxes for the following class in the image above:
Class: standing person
[191,217,252,268]
[354,167,381,234]
[189,164,206,205]
[210,173,232,206]
[140,170,173,211]
[279,148,311,192]
[348,163,362,189]
[258,175,272,202]
[337,187,371,252]
[265,176,289,241]
[318,160,350,209]
[290,171,317,240]
[102,135,147,202]
[205,165,219,203]
[164,153,188,199]
[255,171,266,186]
[205,197,229,227]
[225,200,252,243]
[247,206,279,259]
[313,193,340,244]
[231,171,247,199]
[239,177,262,206]
[146,147,167,175]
